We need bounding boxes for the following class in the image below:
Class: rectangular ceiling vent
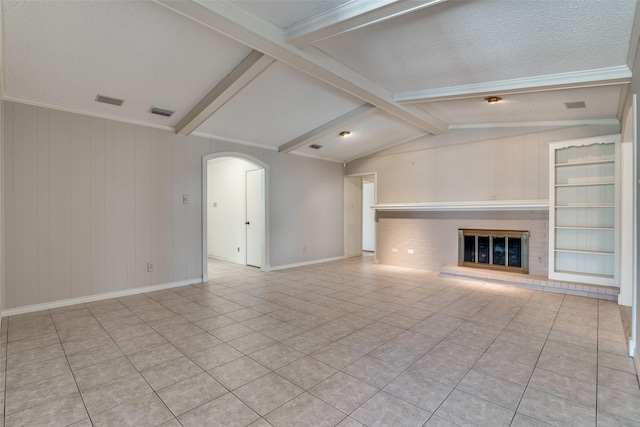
[309,144,322,149]
[565,101,586,109]
[95,94,124,106]
[150,107,174,117]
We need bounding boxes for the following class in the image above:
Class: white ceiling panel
[194,61,365,148]
[314,0,636,93]
[232,0,352,28]
[417,85,623,125]
[3,0,251,127]
[293,110,424,162]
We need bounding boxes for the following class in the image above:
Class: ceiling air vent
[565,101,586,109]
[150,107,174,117]
[309,144,322,149]
[95,94,124,106]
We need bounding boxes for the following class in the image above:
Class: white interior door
[246,169,264,268]
[362,181,375,251]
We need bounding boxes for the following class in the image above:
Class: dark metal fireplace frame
[458,229,530,274]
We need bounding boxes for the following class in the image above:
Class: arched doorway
[202,153,268,281]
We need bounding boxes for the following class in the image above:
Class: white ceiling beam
[175,50,274,135]
[285,0,446,47]
[155,0,448,135]
[279,103,378,153]
[394,66,632,103]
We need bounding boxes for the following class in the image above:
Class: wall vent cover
[309,144,322,149]
[150,107,174,117]
[565,101,586,109]
[95,94,124,106]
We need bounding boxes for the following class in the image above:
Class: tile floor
[0,255,639,426]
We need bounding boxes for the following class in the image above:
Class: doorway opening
[202,153,268,281]
[344,173,376,260]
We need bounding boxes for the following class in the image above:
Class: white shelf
[555,226,614,230]
[555,182,614,188]
[549,135,620,287]
[555,249,614,256]
[555,159,614,167]
[372,199,549,212]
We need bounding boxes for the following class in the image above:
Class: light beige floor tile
[597,366,640,396]
[73,356,137,391]
[309,342,364,370]
[210,323,256,342]
[81,372,152,416]
[435,389,513,427]
[472,352,535,386]
[141,356,204,391]
[178,392,260,427]
[598,385,640,423]
[265,392,346,427]
[275,356,337,390]
[127,342,183,371]
[596,411,640,427]
[171,332,222,355]
[6,343,64,370]
[5,372,78,415]
[117,331,167,356]
[457,369,525,410]
[384,371,452,412]
[408,353,469,387]
[528,368,596,408]
[190,343,244,371]
[234,373,303,416]
[209,356,271,390]
[228,332,277,354]
[351,391,431,427]
[518,388,595,427]
[249,343,304,370]
[4,392,87,427]
[310,372,378,414]
[6,356,71,390]
[282,331,332,354]
[342,355,403,389]
[157,372,227,416]
[91,393,173,427]
[423,415,461,426]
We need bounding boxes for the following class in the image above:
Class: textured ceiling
[2,0,638,162]
[314,0,636,92]
[418,85,624,125]
[194,61,364,149]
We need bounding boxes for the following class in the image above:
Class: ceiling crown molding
[395,66,632,103]
[154,0,448,135]
[448,119,620,130]
[285,0,446,47]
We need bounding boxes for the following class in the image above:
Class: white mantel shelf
[372,200,550,212]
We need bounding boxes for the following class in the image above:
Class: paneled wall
[347,125,620,203]
[347,124,620,274]
[3,101,344,309]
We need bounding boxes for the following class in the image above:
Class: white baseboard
[1,278,203,317]
[634,345,640,378]
[269,256,344,272]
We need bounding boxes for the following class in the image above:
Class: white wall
[347,124,620,274]
[207,157,257,264]
[344,176,363,257]
[2,101,344,310]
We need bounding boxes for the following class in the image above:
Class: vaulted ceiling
[2,0,638,162]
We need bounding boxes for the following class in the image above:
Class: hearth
[458,229,529,274]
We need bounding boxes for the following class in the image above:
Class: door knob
[246,221,250,225]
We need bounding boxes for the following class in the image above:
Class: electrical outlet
[392,248,398,253]
[183,194,190,204]
[147,262,154,272]
[408,249,414,254]
[489,194,497,200]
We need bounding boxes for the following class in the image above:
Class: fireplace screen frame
[458,229,529,274]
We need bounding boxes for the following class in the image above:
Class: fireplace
[458,229,529,274]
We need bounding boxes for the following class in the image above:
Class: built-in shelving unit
[549,135,620,286]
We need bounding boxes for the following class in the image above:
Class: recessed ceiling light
[484,96,502,104]
[150,107,174,117]
[339,131,351,137]
[95,94,124,106]
[565,101,586,109]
